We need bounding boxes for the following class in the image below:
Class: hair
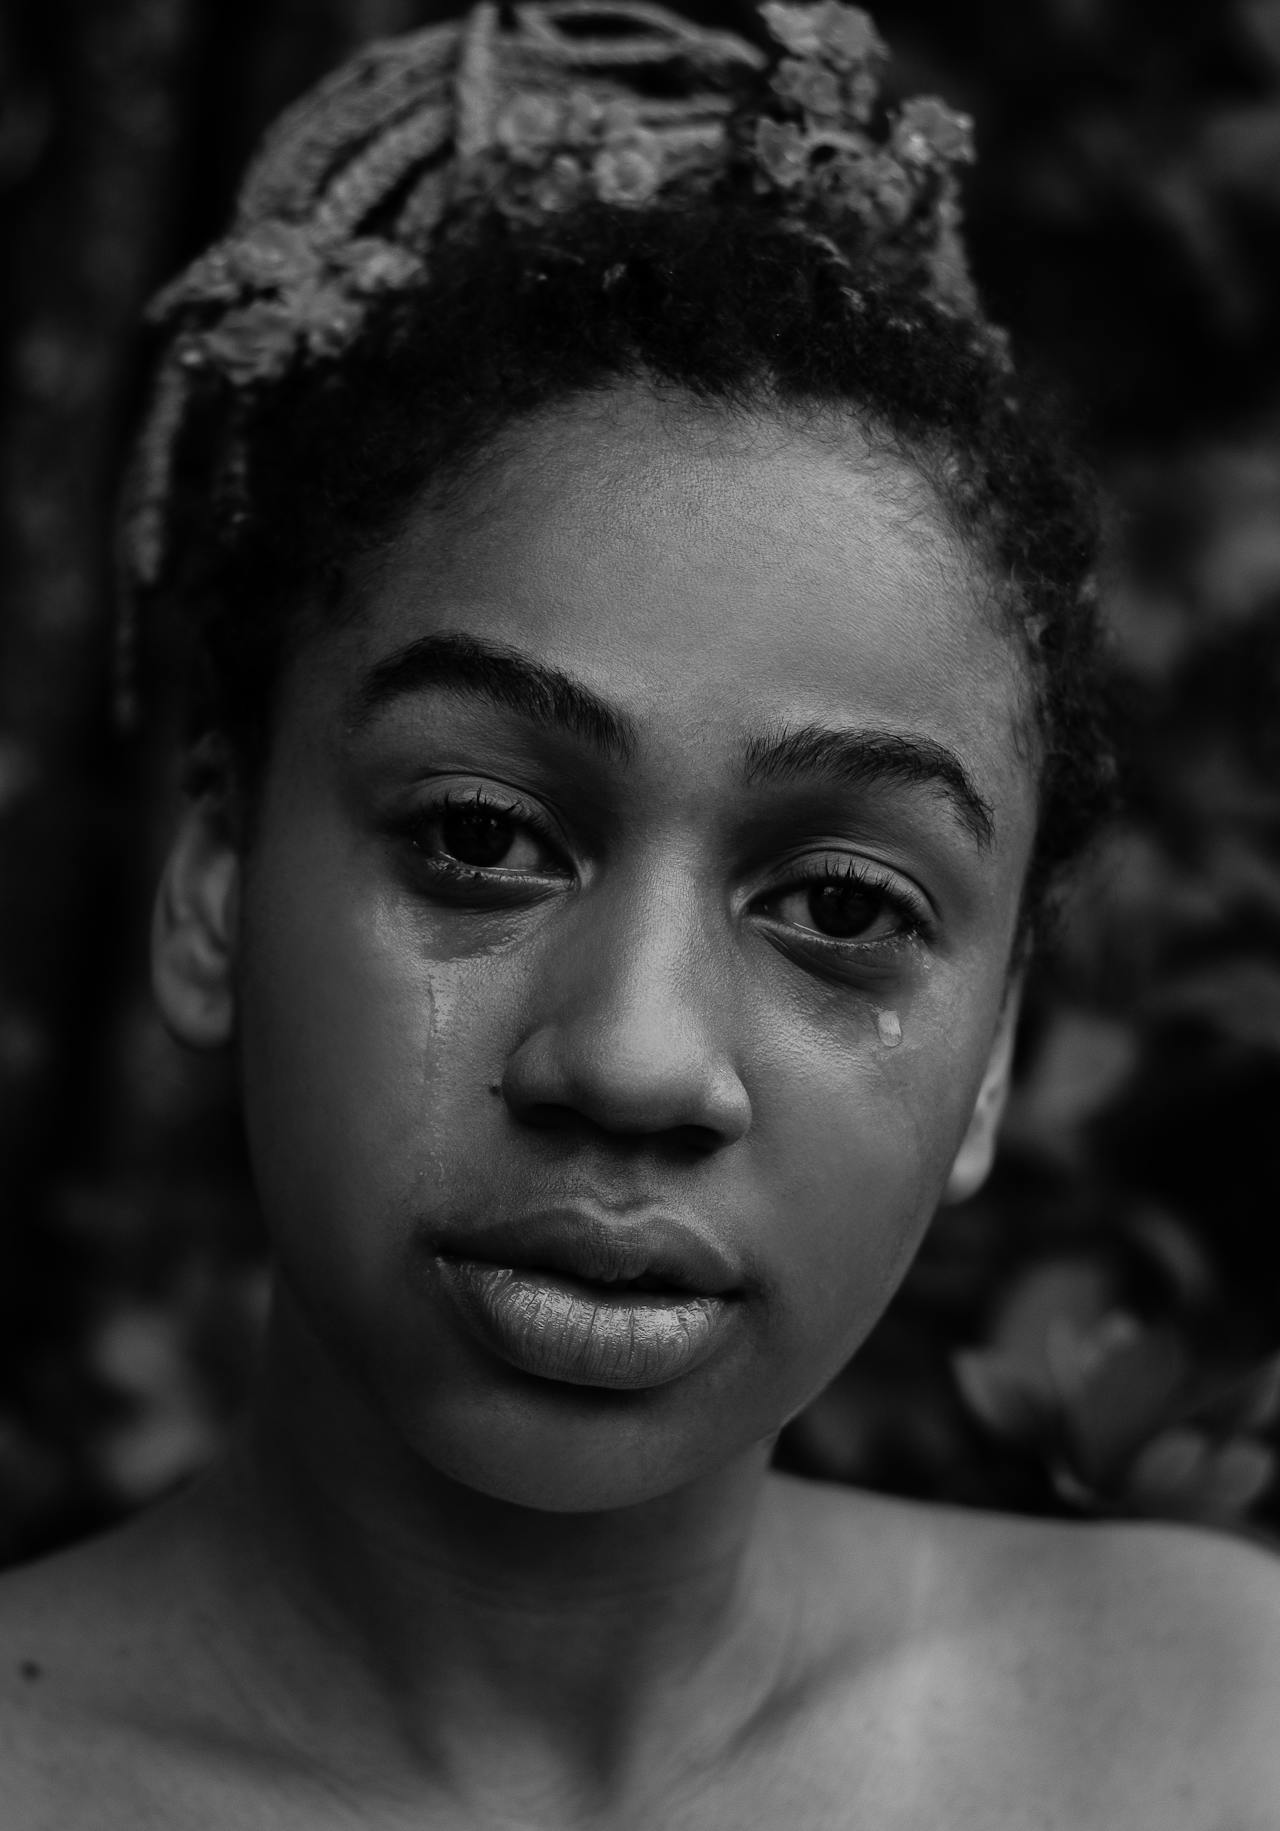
[127,3,1117,947]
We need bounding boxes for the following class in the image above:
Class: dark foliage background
[1,0,1278,1566]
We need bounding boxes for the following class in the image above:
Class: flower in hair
[753,118,812,191]
[772,57,843,120]
[594,136,663,207]
[196,302,304,386]
[486,88,663,219]
[494,92,564,166]
[150,220,422,388]
[121,0,998,684]
[529,153,588,215]
[891,97,975,169]
[562,91,609,146]
[564,90,644,148]
[816,147,913,229]
[333,237,425,295]
[748,0,978,284]
[225,221,324,291]
[760,0,885,128]
[142,2,981,395]
[759,0,883,67]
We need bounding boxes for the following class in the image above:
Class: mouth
[441,1258,690,1297]
[429,1207,741,1390]
[433,1207,741,1298]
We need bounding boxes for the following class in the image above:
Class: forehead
[304,385,1035,842]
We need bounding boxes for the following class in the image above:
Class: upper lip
[433,1207,741,1297]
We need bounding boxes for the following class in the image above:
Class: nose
[499,865,753,1149]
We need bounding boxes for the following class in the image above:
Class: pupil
[810,883,878,939]
[442,809,511,867]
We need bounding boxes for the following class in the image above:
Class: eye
[404,786,567,883]
[759,856,928,950]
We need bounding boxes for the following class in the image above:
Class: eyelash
[399,786,931,954]
[404,787,566,883]
[770,855,928,950]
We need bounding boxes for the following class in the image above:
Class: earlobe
[942,977,1023,1206]
[151,788,242,1051]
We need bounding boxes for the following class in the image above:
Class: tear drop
[876,1008,902,1048]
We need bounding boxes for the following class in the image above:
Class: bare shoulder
[974,1506,1280,1691]
[0,1504,185,1702]
[778,1476,1280,1828]
[1061,1519,1280,1783]
[0,1522,164,1826]
[940,1500,1280,1825]
[0,1493,254,1829]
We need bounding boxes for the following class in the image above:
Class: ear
[151,753,243,1051]
[942,975,1023,1206]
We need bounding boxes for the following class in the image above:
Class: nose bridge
[502,854,751,1140]
[578,856,725,1032]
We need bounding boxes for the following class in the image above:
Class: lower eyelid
[759,907,921,951]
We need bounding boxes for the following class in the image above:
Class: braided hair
[122,0,1115,943]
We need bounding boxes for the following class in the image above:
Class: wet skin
[4,383,1280,1831]
[225,384,1037,1517]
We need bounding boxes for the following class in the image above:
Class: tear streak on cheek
[876,1008,903,1048]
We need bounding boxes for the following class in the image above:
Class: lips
[432,1208,741,1299]
[427,1206,741,1390]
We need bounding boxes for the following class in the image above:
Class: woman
[1,3,1277,1822]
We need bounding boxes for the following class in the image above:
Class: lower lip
[435,1258,731,1390]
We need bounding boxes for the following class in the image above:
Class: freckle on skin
[876,1009,902,1048]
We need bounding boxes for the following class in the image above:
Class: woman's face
[175,386,1039,1512]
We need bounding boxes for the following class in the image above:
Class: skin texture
[2,384,1278,1829]
[197,383,1035,1514]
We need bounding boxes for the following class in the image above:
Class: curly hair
[128,3,1116,947]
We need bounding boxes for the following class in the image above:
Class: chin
[404,1377,765,1515]
[272,1277,790,1515]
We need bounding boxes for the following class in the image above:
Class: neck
[200,1290,802,1813]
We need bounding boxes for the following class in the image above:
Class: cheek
[755,980,995,1385]
[234,790,1008,1479]
[236,846,502,1286]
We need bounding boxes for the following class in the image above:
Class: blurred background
[1,0,1279,1567]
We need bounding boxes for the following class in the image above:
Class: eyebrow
[349,629,637,765]
[347,629,995,849]
[741,721,995,849]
